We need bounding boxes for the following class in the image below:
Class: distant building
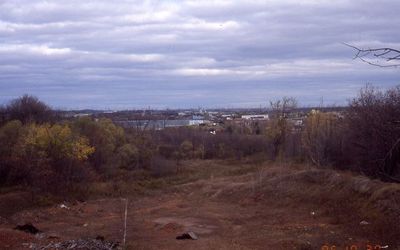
[241,114,269,120]
[192,115,205,120]
[289,118,303,126]
[189,119,206,126]
[221,114,234,120]
[116,119,209,130]
[73,113,90,118]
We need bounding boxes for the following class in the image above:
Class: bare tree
[344,43,400,67]
[0,105,6,125]
[4,95,54,124]
[266,97,297,159]
[347,85,400,181]
[269,97,297,116]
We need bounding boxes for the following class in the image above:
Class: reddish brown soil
[0,168,395,250]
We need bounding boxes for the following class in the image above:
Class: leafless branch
[343,43,400,67]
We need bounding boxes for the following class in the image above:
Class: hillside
[0,161,399,249]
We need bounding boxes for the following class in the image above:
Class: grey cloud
[0,0,399,108]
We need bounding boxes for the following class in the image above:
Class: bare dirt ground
[0,162,399,249]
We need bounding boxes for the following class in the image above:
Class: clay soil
[0,162,398,250]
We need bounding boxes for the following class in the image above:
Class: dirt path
[125,175,366,250]
[0,170,390,249]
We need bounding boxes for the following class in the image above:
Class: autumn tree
[116,143,139,170]
[266,97,297,159]
[302,110,344,166]
[179,140,194,159]
[0,120,23,185]
[72,117,126,173]
[9,123,94,193]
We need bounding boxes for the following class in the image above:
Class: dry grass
[251,164,400,247]
[1,159,399,249]
[2,159,398,248]
[89,159,400,247]
[87,159,260,198]
[178,161,400,247]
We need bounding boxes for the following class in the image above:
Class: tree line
[0,86,399,197]
[267,85,400,181]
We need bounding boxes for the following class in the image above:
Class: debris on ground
[59,204,69,209]
[14,223,41,234]
[176,231,198,240]
[359,220,370,225]
[0,228,37,248]
[34,238,120,249]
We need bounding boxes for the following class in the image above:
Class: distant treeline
[0,85,399,197]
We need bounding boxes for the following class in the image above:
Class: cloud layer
[0,0,399,109]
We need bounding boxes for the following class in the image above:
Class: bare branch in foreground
[343,43,400,67]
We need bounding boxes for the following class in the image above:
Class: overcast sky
[0,0,399,109]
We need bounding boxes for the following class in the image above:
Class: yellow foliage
[302,111,339,166]
[16,123,94,162]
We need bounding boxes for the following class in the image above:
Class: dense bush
[0,121,94,194]
[154,127,270,161]
[346,85,400,180]
[72,117,126,172]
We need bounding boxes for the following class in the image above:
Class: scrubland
[1,85,400,249]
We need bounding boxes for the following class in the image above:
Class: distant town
[60,106,346,132]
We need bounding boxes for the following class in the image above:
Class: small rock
[176,231,198,240]
[188,231,198,240]
[360,220,370,225]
